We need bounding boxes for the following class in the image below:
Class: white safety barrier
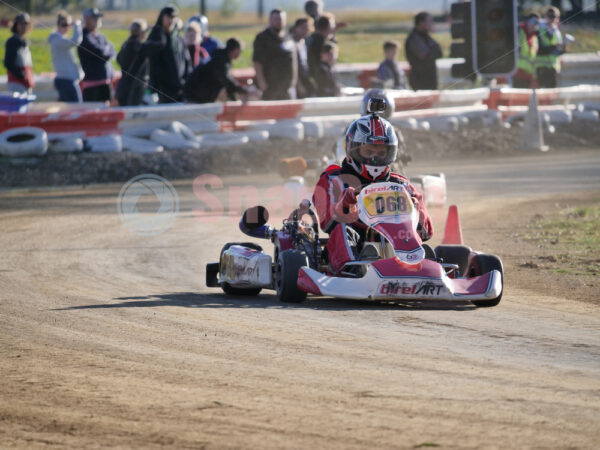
[150,129,200,150]
[48,136,84,153]
[201,132,249,147]
[0,126,47,156]
[122,135,164,153]
[168,120,199,143]
[87,135,122,153]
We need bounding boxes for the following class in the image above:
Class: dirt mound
[0,121,598,188]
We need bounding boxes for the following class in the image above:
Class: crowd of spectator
[2,3,568,106]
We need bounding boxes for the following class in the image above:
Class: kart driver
[312,109,433,274]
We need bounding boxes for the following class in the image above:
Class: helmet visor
[349,142,397,167]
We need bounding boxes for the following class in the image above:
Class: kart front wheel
[468,253,503,308]
[276,250,308,303]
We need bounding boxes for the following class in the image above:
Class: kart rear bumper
[297,261,502,301]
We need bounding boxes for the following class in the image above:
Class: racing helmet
[360,89,395,119]
[345,114,398,180]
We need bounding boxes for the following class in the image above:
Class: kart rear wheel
[468,253,503,308]
[434,245,472,275]
[221,282,262,296]
[276,250,308,303]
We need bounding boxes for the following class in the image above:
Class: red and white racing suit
[312,159,434,273]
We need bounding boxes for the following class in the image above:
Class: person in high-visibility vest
[513,13,540,89]
[536,7,565,88]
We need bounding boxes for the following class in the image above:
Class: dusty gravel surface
[1,150,599,449]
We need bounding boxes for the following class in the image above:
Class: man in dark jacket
[405,12,442,91]
[184,38,248,104]
[146,6,191,103]
[252,9,297,100]
[78,8,115,102]
[116,19,153,106]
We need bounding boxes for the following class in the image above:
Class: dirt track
[1,150,599,449]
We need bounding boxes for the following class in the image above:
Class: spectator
[185,21,209,67]
[187,15,223,57]
[304,0,323,21]
[536,7,565,88]
[252,9,297,100]
[405,12,442,91]
[48,11,82,102]
[514,13,540,89]
[184,38,248,104]
[292,17,316,99]
[377,40,406,89]
[147,6,192,103]
[78,8,115,102]
[307,13,335,80]
[314,41,341,97]
[4,13,34,94]
[115,19,153,106]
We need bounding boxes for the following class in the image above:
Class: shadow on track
[54,292,476,312]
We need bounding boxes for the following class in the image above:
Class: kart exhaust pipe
[239,206,274,239]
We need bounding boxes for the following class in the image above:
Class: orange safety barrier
[2,110,125,136]
[217,101,304,125]
[485,88,560,110]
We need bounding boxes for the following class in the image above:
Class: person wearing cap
[115,19,153,106]
[536,6,565,88]
[77,8,115,102]
[146,6,192,103]
[3,13,34,94]
[513,13,540,89]
[184,37,248,104]
[48,11,83,102]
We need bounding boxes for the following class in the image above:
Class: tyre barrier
[48,136,84,153]
[168,120,199,143]
[573,110,599,121]
[150,129,201,150]
[0,126,47,157]
[121,135,164,153]
[201,132,249,148]
[87,134,122,153]
[302,120,324,138]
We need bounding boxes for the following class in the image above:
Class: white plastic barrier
[439,88,490,106]
[300,96,363,117]
[118,103,224,121]
[201,132,249,148]
[0,126,48,156]
[87,135,122,153]
[573,110,599,121]
[168,121,199,143]
[150,129,200,150]
[426,116,460,132]
[122,135,164,153]
[48,136,84,153]
[302,120,324,138]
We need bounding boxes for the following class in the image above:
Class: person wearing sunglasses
[48,11,83,102]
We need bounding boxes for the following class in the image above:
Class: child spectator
[377,41,406,89]
[48,11,82,102]
[4,13,34,94]
[314,41,341,97]
[185,21,209,67]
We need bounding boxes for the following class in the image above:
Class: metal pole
[200,0,206,15]
[258,0,264,18]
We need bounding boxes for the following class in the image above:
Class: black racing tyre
[434,245,472,276]
[221,282,262,296]
[206,262,220,287]
[467,253,503,308]
[276,250,308,303]
[219,242,264,296]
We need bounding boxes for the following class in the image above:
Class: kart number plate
[362,189,413,218]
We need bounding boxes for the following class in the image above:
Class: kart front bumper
[297,260,502,302]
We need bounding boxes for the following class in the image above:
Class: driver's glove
[334,187,359,223]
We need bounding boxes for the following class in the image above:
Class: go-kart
[206,182,503,307]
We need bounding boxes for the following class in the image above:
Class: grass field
[524,203,600,277]
[0,8,598,75]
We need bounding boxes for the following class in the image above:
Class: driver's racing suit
[312,159,434,273]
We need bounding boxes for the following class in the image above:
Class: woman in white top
[47,11,83,102]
